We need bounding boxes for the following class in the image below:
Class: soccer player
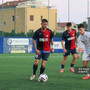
[30,19,54,80]
[60,23,78,73]
[77,24,90,79]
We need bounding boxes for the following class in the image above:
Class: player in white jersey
[77,24,90,79]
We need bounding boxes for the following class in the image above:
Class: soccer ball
[38,74,48,82]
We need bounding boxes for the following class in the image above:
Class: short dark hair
[42,19,48,23]
[66,22,72,27]
[78,24,85,29]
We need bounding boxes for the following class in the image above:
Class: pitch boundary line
[0,55,82,58]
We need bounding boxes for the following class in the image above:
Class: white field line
[0,55,82,58]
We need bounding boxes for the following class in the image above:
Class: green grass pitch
[0,53,90,90]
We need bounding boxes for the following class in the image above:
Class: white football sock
[87,74,90,76]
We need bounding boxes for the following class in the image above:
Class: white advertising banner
[54,42,63,49]
[7,38,29,45]
[3,38,33,53]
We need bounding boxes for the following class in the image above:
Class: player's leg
[69,54,77,72]
[40,60,47,75]
[33,59,40,75]
[38,59,47,82]
[30,54,41,80]
[30,59,40,80]
[40,53,50,75]
[60,56,68,73]
[62,56,68,65]
[82,51,90,79]
[70,49,77,72]
[60,51,69,73]
[82,61,90,79]
[38,53,50,81]
[83,61,88,67]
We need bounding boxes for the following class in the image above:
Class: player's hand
[51,48,54,53]
[76,43,78,48]
[36,49,41,55]
[63,49,67,53]
[77,55,80,59]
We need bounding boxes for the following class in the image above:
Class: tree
[82,21,88,31]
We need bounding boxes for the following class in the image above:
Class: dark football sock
[40,66,45,74]
[70,64,74,68]
[61,64,65,69]
[33,64,38,75]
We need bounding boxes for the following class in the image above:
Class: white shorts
[82,51,90,61]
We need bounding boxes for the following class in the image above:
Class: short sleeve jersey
[62,29,76,50]
[33,28,54,51]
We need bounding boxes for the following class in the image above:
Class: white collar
[84,31,86,35]
[81,31,86,36]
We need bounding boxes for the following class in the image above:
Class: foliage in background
[0,21,87,37]
[0,21,88,37]
[0,31,80,38]
[77,21,88,31]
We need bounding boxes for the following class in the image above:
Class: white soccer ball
[38,74,48,82]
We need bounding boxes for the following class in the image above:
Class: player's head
[66,22,72,30]
[41,19,48,29]
[78,24,85,35]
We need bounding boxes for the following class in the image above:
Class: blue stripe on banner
[0,37,63,53]
[0,37,3,53]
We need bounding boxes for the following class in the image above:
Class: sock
[61,64,65,69]
[87,74,90,76]
[33,64,38,75]
[40,66,45,74]
[70,64,74,68]
[83,66,89,76]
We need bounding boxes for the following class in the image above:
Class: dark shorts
[35,53,50,61]
[63,48,77,56]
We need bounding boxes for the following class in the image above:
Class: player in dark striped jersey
[60,23,78,73]
[30,19,54,80]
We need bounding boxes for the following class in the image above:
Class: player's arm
[88,32,90,37]
[51,38,54,53]
[50,31,54,53]
[75,36,78,48]
[75,30,78,48]
[77,36,83,59]
[61,40,67,53]
[77,47,82,59]
[61,33,67,53]
[33,31,41,55]
[33,39,40,55]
